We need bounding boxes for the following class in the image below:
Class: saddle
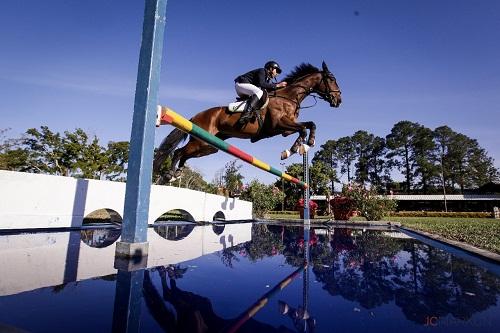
[227,90,269,113]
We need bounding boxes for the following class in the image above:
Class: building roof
[310,194,500,201]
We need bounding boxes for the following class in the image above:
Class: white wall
[0,170,252,229]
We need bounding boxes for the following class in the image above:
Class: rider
[234,60,287,124]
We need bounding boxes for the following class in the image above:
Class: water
[0,222,498,332]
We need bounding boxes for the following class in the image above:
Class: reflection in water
[80,228,121,248]
[0,223,498,332]
[153,223,195,241]
[217,224,500,329]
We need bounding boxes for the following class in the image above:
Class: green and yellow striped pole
[158,106,308,189]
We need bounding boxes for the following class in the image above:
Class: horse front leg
[281,128,308,160]
[277,118,309,160]
[303,121,316,147]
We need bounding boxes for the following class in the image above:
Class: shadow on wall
[221,197,236,211]
[71,179,89,227]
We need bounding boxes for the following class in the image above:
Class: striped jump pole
[157,106,308,189]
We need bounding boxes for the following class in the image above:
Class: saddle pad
[227,97,269,113]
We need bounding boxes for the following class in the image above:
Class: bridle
[272,71,341,109]
[310,70,341,107]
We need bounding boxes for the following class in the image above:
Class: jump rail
[157,106,308,188]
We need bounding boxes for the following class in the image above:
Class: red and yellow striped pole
[158,106,308,189]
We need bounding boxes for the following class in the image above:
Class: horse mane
[283,63,320,83]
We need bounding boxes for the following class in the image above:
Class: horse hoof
[307,139,315,147]
[299,144,311,155]
[174,168,183,178]
[281,150,291,160]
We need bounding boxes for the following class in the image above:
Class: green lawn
[387,217,500,255]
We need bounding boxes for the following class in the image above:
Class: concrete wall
[0,170,253,229]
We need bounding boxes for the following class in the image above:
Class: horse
[154,61,341,183]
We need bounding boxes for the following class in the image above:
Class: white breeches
[235,83,264,99]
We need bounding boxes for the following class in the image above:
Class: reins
[270,71,340,110]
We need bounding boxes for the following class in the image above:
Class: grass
[387,216,500,255]
[265,212,500,254]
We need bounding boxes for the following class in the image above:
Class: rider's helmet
[264,60,282,74]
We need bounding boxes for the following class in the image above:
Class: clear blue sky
[1,0,499,184]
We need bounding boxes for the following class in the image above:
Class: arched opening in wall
[153,224,195,241]
[212,211,226,235]
[80,228,121,248]
[213,211,225,221]
[155,209,195,223]
[81,208,121,247]
[83,208,122,225]
[153,209,196,241]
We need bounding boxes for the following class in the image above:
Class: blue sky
[1,0,499,185]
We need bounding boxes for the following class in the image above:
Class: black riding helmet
[264,60,282,74]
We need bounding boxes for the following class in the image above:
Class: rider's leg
[235,82,264,100]
[238,94,260,124]
[234,83,263,124]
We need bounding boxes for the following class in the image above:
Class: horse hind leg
[168,139,219,182]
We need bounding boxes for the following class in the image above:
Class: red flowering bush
[341,183,397,221]
[295,199,318,219]
[330,196,356,220]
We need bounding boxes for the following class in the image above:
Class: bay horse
[154,62,341,183]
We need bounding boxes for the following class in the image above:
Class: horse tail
[153,128,188,173]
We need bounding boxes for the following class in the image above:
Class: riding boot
[238,94,260,125]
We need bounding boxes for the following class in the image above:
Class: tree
[104,141,129,181]
[447,134,499,191]
[312,140,338,192]
[433,126,456,192]
[310,160,336,196]
[386,121,421,192]
[223,160,244,195]
[336,136,356,183]
[352,130,373,184]
[280,163,304,210]
[412,126,439,193]
[0,128,28,171]
[175,165,211,192]
[241,180,284,218]
[367,136,391,190]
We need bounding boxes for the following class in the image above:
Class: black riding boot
[238,94,260,125]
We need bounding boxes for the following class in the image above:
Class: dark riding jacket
[234,68,277,91]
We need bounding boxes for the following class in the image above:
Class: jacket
[234,68,277,90]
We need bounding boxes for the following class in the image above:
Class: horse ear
[322,61,330,72]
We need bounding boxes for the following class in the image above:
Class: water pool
[0,222,498,332]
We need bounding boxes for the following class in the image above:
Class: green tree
[223,160,244,195]
[310,160,335,196]
[386,121,421,192]
[352,130,373,184]
[336,136,356,183]
[312,139,338,192]
[447,134,499,191]
[367,136,391,190]
[241,180,284,218]
[433,126,456,192]
[104,141,129,181]
[174,165,211,192]
[412,126,439,193]
[0,128,28,171]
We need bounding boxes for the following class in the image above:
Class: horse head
[316,61,341,108]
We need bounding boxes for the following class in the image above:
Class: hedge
[392,211,493,218]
